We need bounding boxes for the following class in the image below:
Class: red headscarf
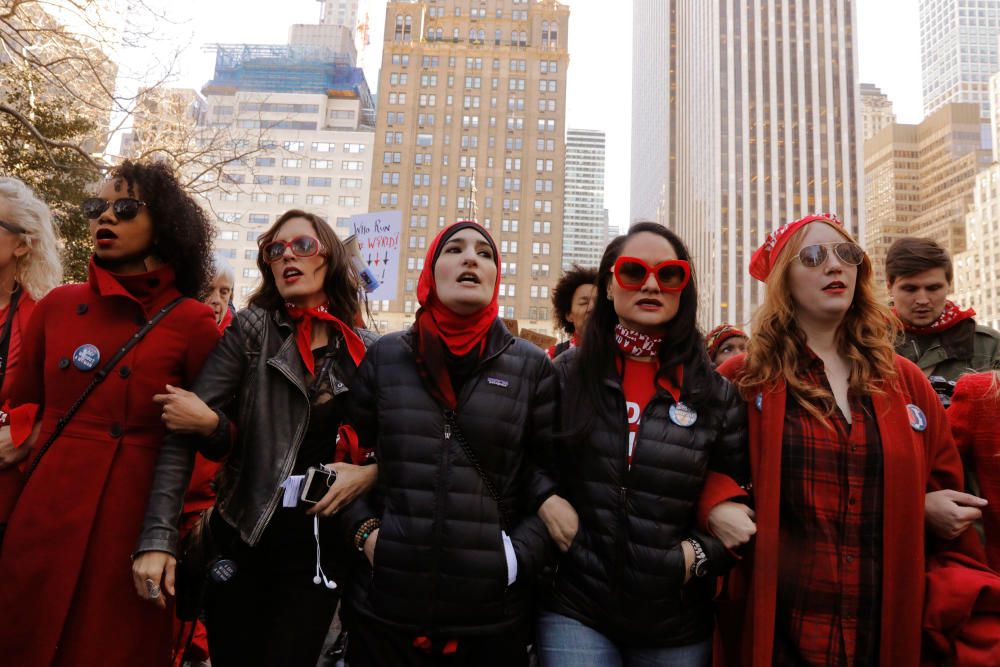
[413,221,500,409]
[749,213,843,282]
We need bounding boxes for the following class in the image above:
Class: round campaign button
[906,404,927,432]
[72,344,101,372]
[755,393,763,412]
[669,402,698,428]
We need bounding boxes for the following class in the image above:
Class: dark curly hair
[109,160,214,298]
[248,210,360,324]
[552,264,598,334]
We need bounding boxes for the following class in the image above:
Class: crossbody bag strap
[0,287,23,392]
[444,410,512,531]
[22,296,186,483]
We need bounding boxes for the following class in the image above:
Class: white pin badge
[906,404,927,432]
[669,402,698,428]
[755,393,763,412]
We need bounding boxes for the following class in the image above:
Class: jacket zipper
[249,358,311,545]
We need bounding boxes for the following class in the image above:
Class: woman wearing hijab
[340,220,558,666]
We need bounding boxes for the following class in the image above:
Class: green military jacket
[895,318,1000,382]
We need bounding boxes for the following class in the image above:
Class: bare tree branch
[0,101,106,172]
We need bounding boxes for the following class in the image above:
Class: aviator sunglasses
[261,235,326,263]
[80,197,148,221]
[794,242,865,268]
[613,256,691,292]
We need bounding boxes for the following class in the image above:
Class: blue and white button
[72,344,101,372]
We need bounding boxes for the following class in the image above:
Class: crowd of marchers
[0,160,998,667]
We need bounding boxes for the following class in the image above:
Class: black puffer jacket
[341,320,557,636]
[545,347,749,645]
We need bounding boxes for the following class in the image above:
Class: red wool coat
[714,355,980,667]
[948,372,1000,570]
[0,261,219,667]
[0,292,37,520]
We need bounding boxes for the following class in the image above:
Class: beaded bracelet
[354,518,381,552]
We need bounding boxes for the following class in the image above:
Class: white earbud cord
[313,515,337,590]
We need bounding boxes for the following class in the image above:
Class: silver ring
[145,578,161,600]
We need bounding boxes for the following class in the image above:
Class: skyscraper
[630,0,675,226]
[672,1,864,329]
[920,0,1000,118]
[860,82,896,141]
[562,128,607,270]
[320,0,360,30]
[368,0,570,335]
[864,103,990,292]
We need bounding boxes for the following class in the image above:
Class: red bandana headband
[749,213,844,282]
[896,300,976,335]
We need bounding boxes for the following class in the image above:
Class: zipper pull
[444,423,452,440]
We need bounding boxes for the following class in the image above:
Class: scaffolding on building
[201,43,376,127]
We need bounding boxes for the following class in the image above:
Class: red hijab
[413,221,500,409]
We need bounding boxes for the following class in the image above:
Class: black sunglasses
[0,219,26,235]
[80,197,148,221]
[795,242,865,268]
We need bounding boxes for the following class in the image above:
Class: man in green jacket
[887,237,1000,399]
[887,237,998,541]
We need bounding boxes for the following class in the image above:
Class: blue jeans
[536,611,711,667]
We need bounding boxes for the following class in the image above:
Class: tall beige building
[954,166,1000,331]
[673,0,864,330]
[860,83,896,141]
[864,103,991,291]
[369,0,569,334]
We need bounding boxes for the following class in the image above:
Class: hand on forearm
[925,489,986,540]
[707,501,757,549]
[538,494,579,552]
[153,385,219,436]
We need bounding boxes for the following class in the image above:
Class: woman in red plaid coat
[714,214,980,666]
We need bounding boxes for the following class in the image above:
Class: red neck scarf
[284,303,367,376]
[896,300,976,335]
[218,307,234,333]
[615,323,663,358]
[413,221,500,409]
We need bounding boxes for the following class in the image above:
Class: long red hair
[737,221,900,422]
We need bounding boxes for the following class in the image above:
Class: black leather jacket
[137,305,377,556]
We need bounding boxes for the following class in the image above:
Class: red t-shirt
[622,357,658,467]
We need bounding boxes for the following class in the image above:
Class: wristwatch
[685,538,709,578]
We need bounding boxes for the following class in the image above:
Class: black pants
[344,610,530,667]
[203,509,340,667]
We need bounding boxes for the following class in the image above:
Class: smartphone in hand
[300,466,337,505]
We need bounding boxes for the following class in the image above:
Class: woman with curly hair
[712,214,979,666]
[0,177,63,525]
[0,161,220,667]
[547,264,597,359]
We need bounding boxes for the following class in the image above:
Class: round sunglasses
[80,197,147,221]
[613,256,691,292]
[261,235,325,263]
[794,242,865,268]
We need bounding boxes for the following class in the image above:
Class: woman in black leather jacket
[535,222,753,667]
[340,220,559,667]
[134,210,376,666]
